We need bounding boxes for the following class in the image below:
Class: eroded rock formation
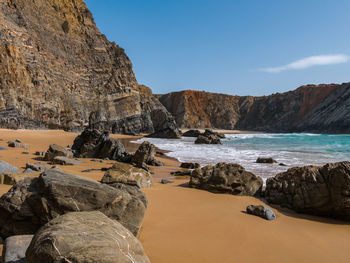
[0,0,179,136]
[158,83,348,133]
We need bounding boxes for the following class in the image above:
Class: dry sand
[0,129,350,263]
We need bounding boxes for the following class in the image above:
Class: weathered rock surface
[101,162,152,188]
[0,0,178,136]
[195,134,222,144]
[26,211,150,263]
[0,173,28,185]
[52,156,82,165]
[189,163,263,196]
[171,170,192,176]
[0,160,19,175]
[203,129,225,138]
[131,141,163,169]
[43,144,73,161]
[72,129,132,162]
[2,235,33,263]
[256,157,277,164]
[246,205,276,220]
[265,161,350,219]
[0,168,147,238]
[158,84,349,133]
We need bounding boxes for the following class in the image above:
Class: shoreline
[0,129,349,263]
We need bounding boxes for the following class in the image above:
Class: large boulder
[26,211,150,263]
[2,235,33,263]
[203,129,226,138]
[145,108,181,139]
[0,169,147,238]
[189,163,263,196]
[265,161,350,219]
[101,162,152,188]
[131,141,163,169]
[0,160,19,175]
[43,144,73,161]
[72,129,132,162]
[195,134,222,144]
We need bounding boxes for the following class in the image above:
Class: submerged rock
[26,211,150,263]
[189,162,263,196]
[256,157,277,164]
[246,205,276,220]
[195,134,222,144]
[265,161,350,219]
[0,168,147,238]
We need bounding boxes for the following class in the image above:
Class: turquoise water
[135,133,350,182]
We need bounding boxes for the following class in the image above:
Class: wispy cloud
[260,54,349,73]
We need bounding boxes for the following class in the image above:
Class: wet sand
[1,129,350,263]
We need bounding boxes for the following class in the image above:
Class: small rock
[161,179,173,184]
[15,139,23,143]
[26,163,44,171]
[82,168,101,173]
[0,146,8,150]
[21,151,30,155]
[44,144,73,161]
[2,235,33,263]
[180,162,200,169]
[195,134,222,144]
[256,157,277,164]
[23,168,36,174]
[34,151,45,156]
[246,205,276,220]
[7,141,27,149]
[279,163,287,166]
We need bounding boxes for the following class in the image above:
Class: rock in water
[26,211,150,263]
[43,144,73,161]
[3,235,33,263]
[246,205,276,220]
[72,129,132,162]
[182,129,201,137]
[101,162,152,188]
[195,134,222,144]
[0,169,147,238]
[189,163,263,196]
[203,129,226,138]
[0,160,19,175]
[256,157,277,164]
[265,161,350,219]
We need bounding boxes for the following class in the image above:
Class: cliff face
[0,0,177,135]
[159,83,346,133]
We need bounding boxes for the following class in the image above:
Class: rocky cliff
[0,0,178,136]
[158,83,348,133]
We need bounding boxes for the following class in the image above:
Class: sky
[84,0,350,96]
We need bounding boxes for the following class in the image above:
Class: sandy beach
[0,129,350,263]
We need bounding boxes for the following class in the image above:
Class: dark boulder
[7,141,27,149]
[161,179,173,184]
[256,157,277,164]
[203,129,226,138]
[180,162,200,169]
[72,129,132,162]
[26,211,150,263]
[189,163,263,196]
[195,134,222,144]
[146,108,181,139]
[131,141,163,169]
[171,170,192,176]
[246,205,276,220]
[0,168,147,238]
[182,129,201,137]
[265,161,350,219]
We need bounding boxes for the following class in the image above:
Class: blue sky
[85,0,350,96]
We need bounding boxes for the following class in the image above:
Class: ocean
[133,133,350,182]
